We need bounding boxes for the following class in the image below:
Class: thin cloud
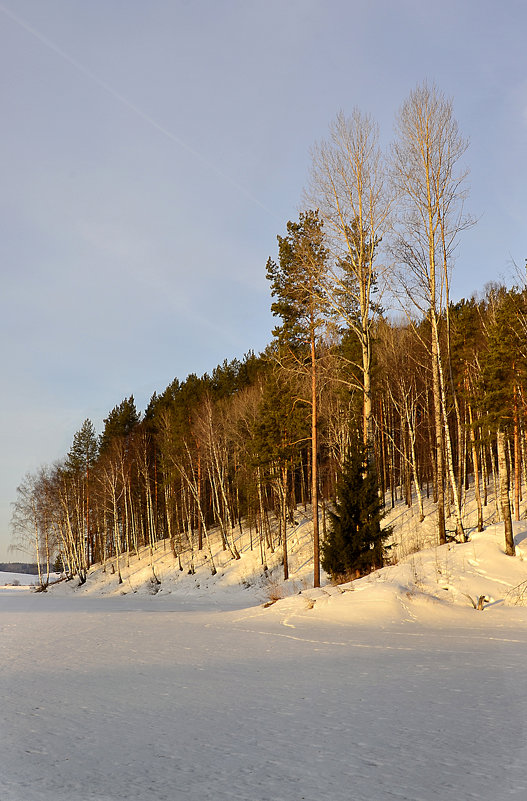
[0,2,277,218]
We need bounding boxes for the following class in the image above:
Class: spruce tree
[321,445,391,581]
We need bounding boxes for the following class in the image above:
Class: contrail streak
[0,2,277,217]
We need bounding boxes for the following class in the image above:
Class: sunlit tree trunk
[468,404,483,531]
[497,429,515,555]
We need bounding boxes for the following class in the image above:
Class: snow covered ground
[2,502,527,800]
[0,571,39,589]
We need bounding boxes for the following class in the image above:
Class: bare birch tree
[391,82,472,544]
[307,110,391,457]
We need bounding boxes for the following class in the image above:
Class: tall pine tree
[266,210,328,587]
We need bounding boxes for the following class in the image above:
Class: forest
[10,83,526,589]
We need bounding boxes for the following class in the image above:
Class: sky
[1,0,526,561]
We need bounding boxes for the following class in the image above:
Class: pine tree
[478,287,527,556]
[65,419,99,474]
[321,445,391,581]
[99,396,140,455]
[266,209,328,587]
[64,419,99,572]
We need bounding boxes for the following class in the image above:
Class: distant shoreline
[0,563,41,575]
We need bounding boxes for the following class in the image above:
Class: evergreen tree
[65,419,99,475]
[266,209,328,587]
[322,445,391,581]
[64,419,99,571]
[478,287,527,555]
[479,288,527,429]
[99,396,140,455]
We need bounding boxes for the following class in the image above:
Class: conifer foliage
[321,445,391,581]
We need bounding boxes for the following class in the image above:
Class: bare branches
[307,109,392,332]
[307,110,392,452]
[391,81,474,315]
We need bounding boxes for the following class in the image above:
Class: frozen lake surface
[2,586,527,801]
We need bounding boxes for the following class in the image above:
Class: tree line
[11,82,524,587]
[0,562,41,575]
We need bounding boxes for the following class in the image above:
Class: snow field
[3,497,527,799]
[0,571,39,589]
[2,590,527,800]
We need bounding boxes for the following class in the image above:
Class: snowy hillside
[44,491,527,619]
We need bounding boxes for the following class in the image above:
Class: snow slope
[2,502,527,800]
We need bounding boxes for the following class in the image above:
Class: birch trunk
[514,386,521,520]
[405,396,424,522]
[468,404,483,531]
[431,319,447,544]
[432,316,465,540]
[281,463,289,581]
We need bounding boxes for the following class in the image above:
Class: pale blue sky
[1,0,525,560]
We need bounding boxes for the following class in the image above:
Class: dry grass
[504,580,527,607]
[263,576,285,603]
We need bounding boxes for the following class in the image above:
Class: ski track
[2,591,527,800]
